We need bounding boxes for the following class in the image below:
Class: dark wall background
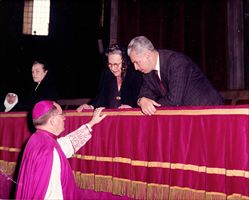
[117,0,228,90]
[0,0,110,99]
[0,0,248,100]
[244,0,249,88]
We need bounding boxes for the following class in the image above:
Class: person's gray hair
[127,36,155,56]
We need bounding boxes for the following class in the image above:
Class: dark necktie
[155,70,167,94]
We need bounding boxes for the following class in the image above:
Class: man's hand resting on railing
[76,104,94,112]
[137,97,161,115]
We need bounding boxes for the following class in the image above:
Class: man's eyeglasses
[108,62,122,69]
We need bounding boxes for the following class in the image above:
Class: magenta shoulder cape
[15,129,78,199]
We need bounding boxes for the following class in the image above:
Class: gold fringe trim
[205,191,227,200]
[73,171,94,190]
[74,172,249,200]
[129,181,147,199]
[2,149,249,179]
[112,178,148,199]
[0,163,247,200]
[72,154,249,179]
[0,160,16,175]
[227,193,249,200]
[147,184,169,200]
[2,145,248,179]
[112,178,130,196]
[170,187,206,200]
[94,175,113,192]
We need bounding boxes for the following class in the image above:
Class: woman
[0,92,18,112]
[4,60,59,111]
[29,60,58,103]
[77,44,142,111]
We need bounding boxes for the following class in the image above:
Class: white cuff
[85,123,92,132]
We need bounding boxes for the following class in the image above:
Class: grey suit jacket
[139,49,224,106]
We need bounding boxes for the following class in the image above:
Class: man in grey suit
[127,36,223,115]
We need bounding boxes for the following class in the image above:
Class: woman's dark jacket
[16,73,59,111]
[91,66,143,109]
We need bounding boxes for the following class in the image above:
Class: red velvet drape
[0,105,249,199]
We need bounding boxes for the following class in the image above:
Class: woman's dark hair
[32,59,49,71]
[105,44,130,80]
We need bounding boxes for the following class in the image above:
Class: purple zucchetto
[32,100,54,119]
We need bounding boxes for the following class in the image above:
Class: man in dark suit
[127,36,224,115]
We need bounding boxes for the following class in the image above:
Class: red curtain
[0,105,249,199]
